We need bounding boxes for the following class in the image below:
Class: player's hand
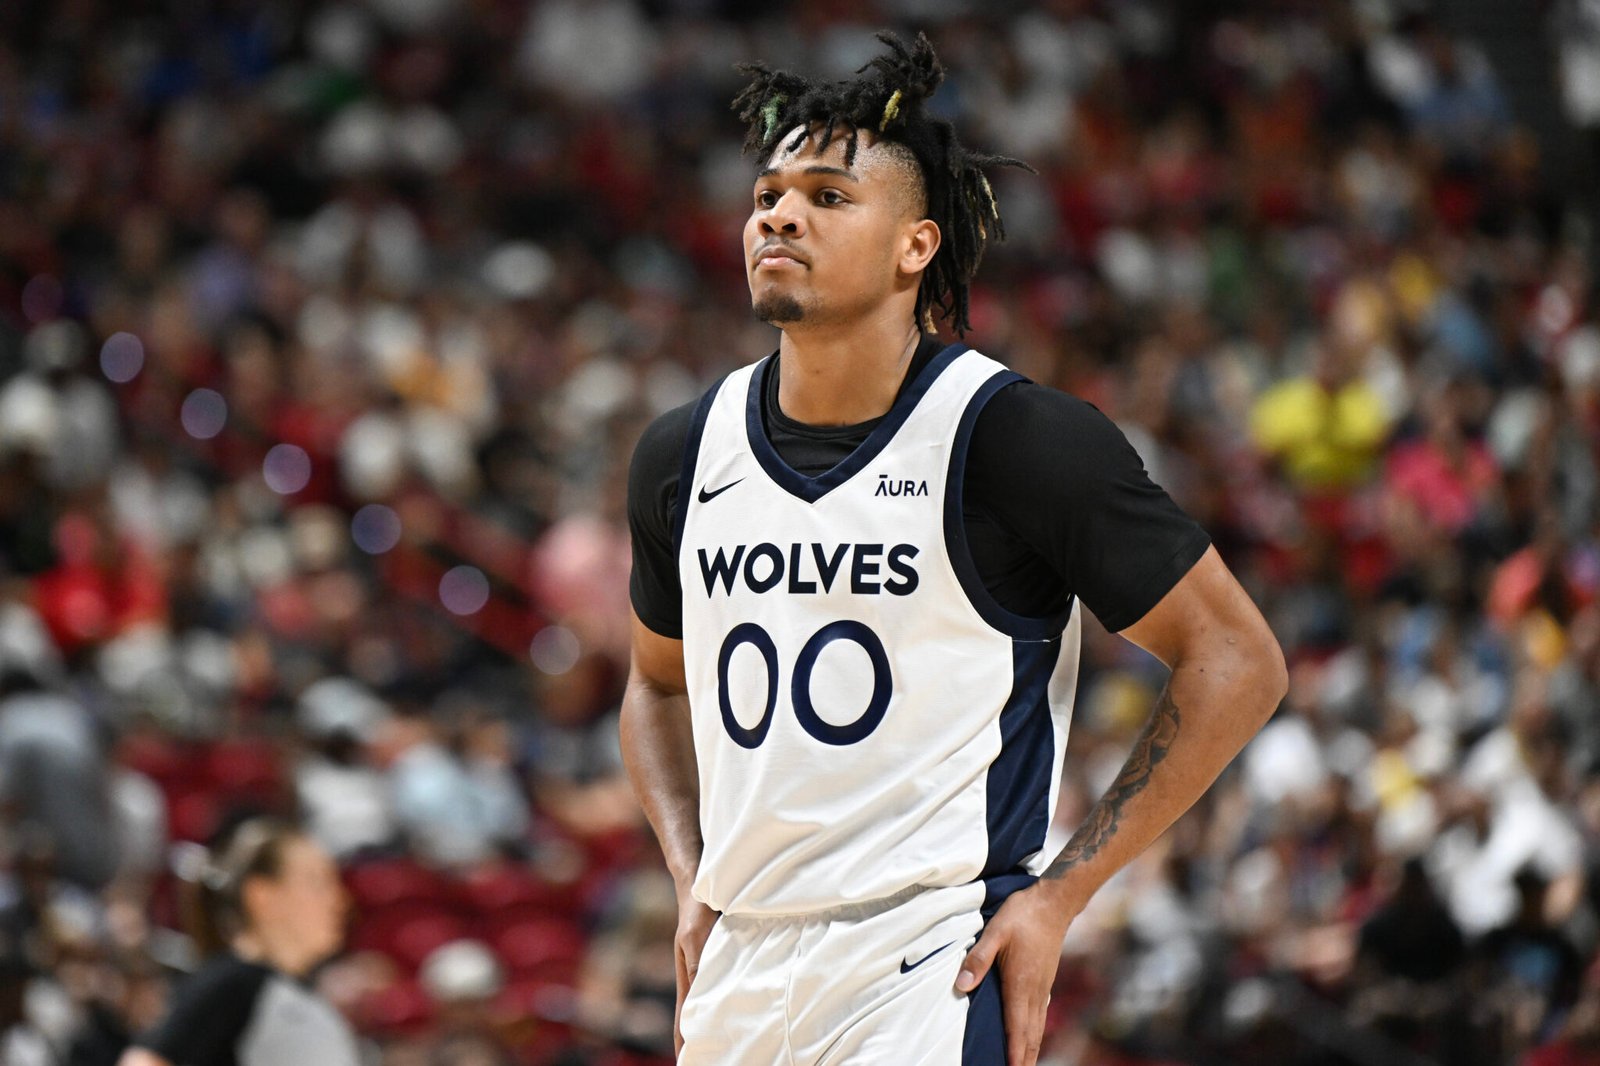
[673,893,720,1055]
[954,882,1078,1066]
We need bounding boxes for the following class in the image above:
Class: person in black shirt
[621,32,1287,1066]
[118,820,361,1066]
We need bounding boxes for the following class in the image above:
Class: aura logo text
[875,475,928,497]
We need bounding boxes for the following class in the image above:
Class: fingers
[679,905,716,983]
[1003,968,1047,1066]
[963,914,1049,1066]
[956,928,999,993]
[673,943,689,1055]
[675,905,718,1057]
[685,921,713,973]
[679,937,702,983]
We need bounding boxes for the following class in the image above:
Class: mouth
[753,245,808,269]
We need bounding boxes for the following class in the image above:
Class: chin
[753,292,807,325]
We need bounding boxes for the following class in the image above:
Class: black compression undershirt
[628,337,1210,637]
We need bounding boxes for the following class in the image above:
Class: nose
[759,189,806,238]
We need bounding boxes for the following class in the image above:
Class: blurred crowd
[1,0,1599,1063]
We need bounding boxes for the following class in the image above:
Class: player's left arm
[956,545,1287,1066]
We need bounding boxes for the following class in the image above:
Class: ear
[898,218,940,277]
[239,876,270,924]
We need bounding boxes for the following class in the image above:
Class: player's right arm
[621,612,698,889]
[623,400,718,1052]
[620,612,717,1054]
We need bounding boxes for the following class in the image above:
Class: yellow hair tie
[879,90,902,131]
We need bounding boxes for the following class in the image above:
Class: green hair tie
[879,89,903,132]
[762,95,785,140]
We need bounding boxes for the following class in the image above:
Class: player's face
[744,127,930,328]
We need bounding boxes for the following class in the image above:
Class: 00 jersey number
[717,621,890,747]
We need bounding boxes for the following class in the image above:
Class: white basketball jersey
[677,345,1081,916]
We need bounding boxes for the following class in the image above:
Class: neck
[775,306,925,426]
[233,930,317,978]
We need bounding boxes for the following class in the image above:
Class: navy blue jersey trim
[980,639,1061,884]
[671,375,726,557]
[961,959,1006,1064]
[981,871,1039,917]
[744,342,972,504]
[944,371,1075,641]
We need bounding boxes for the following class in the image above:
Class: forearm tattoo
[1043,686,1181,881]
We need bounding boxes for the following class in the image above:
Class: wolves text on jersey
[698,542,920,597]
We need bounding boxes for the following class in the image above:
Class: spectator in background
[1478,868,1587,1049]
[118,820,359,1066]
[527,654,637,841]
[0,951,52,1066]
[576,871,676,1059]
[0,666,118,891]
[64,953,168,1066]
[294,676,398,860]
[1350,858,1466,1044]
[414,940,517,1066]
[1249,333,1392,496]
[381,706,529,870]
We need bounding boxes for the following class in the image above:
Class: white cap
[419,939,504,1003]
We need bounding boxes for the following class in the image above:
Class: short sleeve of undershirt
[963,382,1212,633]
[628,402,695,640]
[136,954,271,1065]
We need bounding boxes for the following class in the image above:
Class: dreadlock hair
[732,31,1033,336]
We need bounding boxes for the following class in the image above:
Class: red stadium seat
[392,911,472,971]
[167,787,221,843]
[582,827,647,873]
[349,902,472,972]
[487,916,587,978]
[203,739,283,798]
[349,898,457,947]
[346,859,452,911]
[117,734,187,786]
[354,978,435,1035]
[457,862,581,918]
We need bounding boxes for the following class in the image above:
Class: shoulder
[627,398,701,523]
[966,379,1144,490]
[135,955,272,1058]
[630,399,699,483]
[243,973,361,1059]
[628,361,752,480]
[972,378,1124,446]
[173,954,273,1008]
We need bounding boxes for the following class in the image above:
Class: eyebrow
[754,165,860,182]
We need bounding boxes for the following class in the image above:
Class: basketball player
[622,33,1287,1066]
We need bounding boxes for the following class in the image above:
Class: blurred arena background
[2,0,1600,1063]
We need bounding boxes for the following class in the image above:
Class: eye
[818,189,846,206]
[755,189,778,209]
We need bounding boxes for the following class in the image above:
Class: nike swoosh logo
[900,941,956,974]
[697,479,744,503]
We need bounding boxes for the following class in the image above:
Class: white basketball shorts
[678,882,1007,1065]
